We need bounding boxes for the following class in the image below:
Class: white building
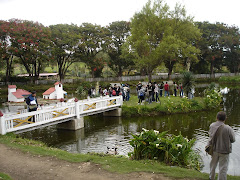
[42,82,67,99]
[8,85,31,102]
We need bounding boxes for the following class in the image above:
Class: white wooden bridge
[0,96,123,135]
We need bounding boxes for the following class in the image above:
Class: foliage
[1,19,51,82]
[194,22,227,76]
[107,21,134,77]
[222,26,240,73]
[75,85,87,98]
[76,23,109,78]
[181,71,195,98]
[49,24,81,80]
[129,128,202,170]
[204,88,223,108]
[219,75,240,83]
[127,0,201,80]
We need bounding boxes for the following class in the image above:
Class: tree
[107,21,134,76]
[76,23,108,77]
[6,19,51,82]
[181,71,195,99]
[0,20,14,83]
[156,3,201,79]
[49,24,81,81]
[222,26,240,73]
[196,22,227,77]
[127,0,201,81]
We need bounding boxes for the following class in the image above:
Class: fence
[0,73,237,85]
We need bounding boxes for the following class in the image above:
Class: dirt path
[0,144,173,180]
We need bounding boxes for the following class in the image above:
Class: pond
[2,85,240,176]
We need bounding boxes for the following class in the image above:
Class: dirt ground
[0,144,175,180]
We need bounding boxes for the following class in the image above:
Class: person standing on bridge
[26,91,38,122]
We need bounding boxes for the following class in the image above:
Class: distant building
[17,73,58,79]
[8,85,31,102]
[42,82,67,99]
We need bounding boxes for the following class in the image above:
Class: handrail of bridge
[0,96,123,135]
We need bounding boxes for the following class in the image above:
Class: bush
[129,128,202,170]
[204,89,222,108]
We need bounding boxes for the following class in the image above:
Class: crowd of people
[88,83,131,101]
[87,81,186,105]
[136,81,184,104]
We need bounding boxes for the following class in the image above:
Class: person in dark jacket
[26,91,38,112]
[26,91,38,122]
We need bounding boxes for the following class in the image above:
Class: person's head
[217,111,226,121]
[31,91,36,96]
[166,82,168,84]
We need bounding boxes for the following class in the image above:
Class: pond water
[3,85,240,176]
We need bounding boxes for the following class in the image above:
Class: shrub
[204,89,222,108]
[129,128,202,170]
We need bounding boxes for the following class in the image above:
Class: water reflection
[18,87,240,176]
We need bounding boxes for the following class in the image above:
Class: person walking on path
[208,111,235,180]
[164,82,170,97]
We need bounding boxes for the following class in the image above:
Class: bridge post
[0,116,6,135]
[57,99,84,130]
[103,108,122,117]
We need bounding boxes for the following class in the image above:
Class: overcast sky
[0,0,239,28]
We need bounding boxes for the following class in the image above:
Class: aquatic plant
[129,128,202,170]
[204,88,222,108]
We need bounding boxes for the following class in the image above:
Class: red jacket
[164,84,169,91]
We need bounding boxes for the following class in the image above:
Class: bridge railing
[0,96,122,135]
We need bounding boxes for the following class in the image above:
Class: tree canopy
[126,0,201,80]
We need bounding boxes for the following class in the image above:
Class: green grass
[0,134,239,179]
[122,95,206,117]
[0,173,12,180]
[219,75,240,83]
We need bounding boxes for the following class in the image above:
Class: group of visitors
[88,83,131,101]
[136,81,184,104]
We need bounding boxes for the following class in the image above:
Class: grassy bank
[219,75,240,83]
[122,95,208,117]
[0,173,11,180]
[0,134,239,179]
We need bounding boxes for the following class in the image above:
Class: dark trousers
[28,108,37,122]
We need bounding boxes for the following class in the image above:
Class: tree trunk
[5,55,13,84]
[168,65,173,80]
[117,66,122,77]
[210,62,214,78]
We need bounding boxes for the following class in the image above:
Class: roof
[12,89,31,99]
[54,82,62,85]
[17,73,58,77]
[43,87,55,95]
[8,85,17,89]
